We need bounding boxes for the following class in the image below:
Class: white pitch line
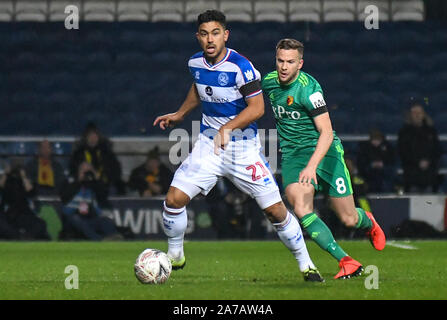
[386,241,418,250]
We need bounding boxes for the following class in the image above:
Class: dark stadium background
[1,0,447,241]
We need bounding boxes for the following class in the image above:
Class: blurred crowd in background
[0,100,443,241]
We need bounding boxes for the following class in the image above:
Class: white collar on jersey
[202,48,231,70]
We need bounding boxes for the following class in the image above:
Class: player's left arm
[214,88,264,154]
[299,113,334,185]
[222,91,264,131]
[298,84,333,185]
[214,61,264,153]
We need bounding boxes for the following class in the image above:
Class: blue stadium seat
[85,51,113,70]
[302,52,326,74]
[9,72,39,92]
[107,91,141,113]
[11,52,44,72]
[2,21,447,136]
[10,91,45,112]
[329,110,351,133]
[52,141,72,156]
[321,73,354,92]
[386,72,419,93]
[325,29,353,50]
[45,91,78,112]
[78,91,106,114]
[114,51,153,71]
[429,91,447,114]
[44,52,85,73]
[253,51,275,74]
[326,91,352,109]
[430,52,447,72]
[4,141,37,155]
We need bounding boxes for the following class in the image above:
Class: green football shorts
[281,141,353,197]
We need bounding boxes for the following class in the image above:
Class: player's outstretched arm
[299,113,334,185]
[153,83,200,130]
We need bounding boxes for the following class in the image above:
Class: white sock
[273,211,316,272]
[162,201,187,260]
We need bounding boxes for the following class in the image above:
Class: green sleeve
[261,71,277,92]
[299,81,328,117]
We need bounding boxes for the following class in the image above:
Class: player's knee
[263,201,287,223]
[164,189,189,210]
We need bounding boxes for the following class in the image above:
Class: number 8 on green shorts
[281,141,353,197]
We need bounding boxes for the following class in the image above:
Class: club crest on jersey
[205,86,213,96]
[287,96,294,105]
[218,72,229,86]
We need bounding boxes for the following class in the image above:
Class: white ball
[134,249,172,284]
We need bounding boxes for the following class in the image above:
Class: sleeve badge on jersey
[244,69,254,81]
[287,96,294,106]
[309,92,326,109]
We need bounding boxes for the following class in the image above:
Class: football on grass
[134,249,172,284]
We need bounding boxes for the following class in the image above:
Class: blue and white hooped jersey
[188,48,262,140]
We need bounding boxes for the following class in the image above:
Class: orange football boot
[334,256,364,279]
[365,211,386,251]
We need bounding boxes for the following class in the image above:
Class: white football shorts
[170,133,282,210]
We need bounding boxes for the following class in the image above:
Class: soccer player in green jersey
[262,39,386,279]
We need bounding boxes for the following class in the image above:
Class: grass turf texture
[0,240,446,300]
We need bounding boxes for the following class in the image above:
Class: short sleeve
[235,59,262,98]
[300,82,328,117]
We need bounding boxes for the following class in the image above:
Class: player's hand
[153,112,183,130]
[299,165,318,185]
[214,127,231,155]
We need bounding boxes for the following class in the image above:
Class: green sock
[355,208,373,230]
[300,213,348,262]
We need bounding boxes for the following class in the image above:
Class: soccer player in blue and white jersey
[153,10,323,282]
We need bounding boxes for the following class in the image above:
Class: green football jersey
[261,70,340,159]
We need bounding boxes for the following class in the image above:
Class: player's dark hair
[197,10,226,29]
[276,38,304,57]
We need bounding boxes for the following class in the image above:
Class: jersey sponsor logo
[309,92,326,109]
[272,105,300,120]
[244,69,254,81]
[287,96,294,106]
[200,95,230,103]
[205,86,213,96]
[218,72,229,86]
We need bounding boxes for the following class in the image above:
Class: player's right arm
[153,83,200,130]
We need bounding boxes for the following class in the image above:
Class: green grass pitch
[0,240,446,300]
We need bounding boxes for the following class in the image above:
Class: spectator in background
[205,177,251,239]
[357,128,395,193]
[0,161,49,240]
[70,122,125,196]
[128,146,173,197]
[344,156,371,213]
[25,139,65,196]
[60,161,121,241]
[398,103,443,193]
